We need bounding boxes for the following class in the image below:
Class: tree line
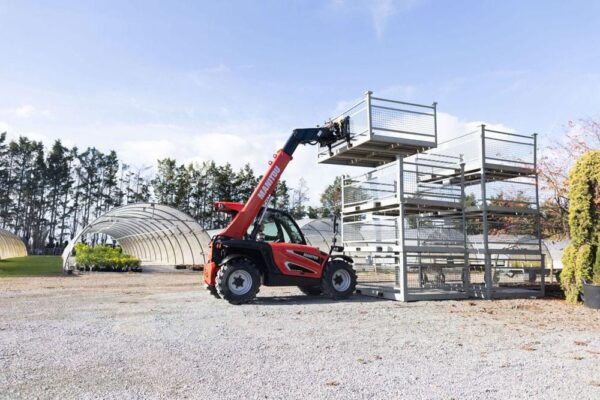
[0,132,338,251]
[3,118,589,251]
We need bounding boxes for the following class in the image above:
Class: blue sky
[1,0,599,202]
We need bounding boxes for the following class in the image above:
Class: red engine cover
[270,243,328,278]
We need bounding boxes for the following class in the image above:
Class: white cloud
[118,139,179,167]
[437,112,514,144]
[14,105,36,117]
[0,121,9,133]
[108,124,344,206]
[371,0,397,38]
[329,0,422,38]
[1,104,52,119]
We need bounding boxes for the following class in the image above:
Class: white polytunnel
[297,218,335,251]
[0,228,28,259]
[62,203,211,271]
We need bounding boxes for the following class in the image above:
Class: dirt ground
[1,272,599,399]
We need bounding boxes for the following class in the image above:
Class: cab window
[261,218,279,242]
[249,211,305,244]
[273,213,305,244]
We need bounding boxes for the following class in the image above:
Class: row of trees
[0,132,337,251]
[152,158,293,229]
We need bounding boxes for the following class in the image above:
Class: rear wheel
[215,258,261,305]
[321,259,357,300]
[298,286,322,296]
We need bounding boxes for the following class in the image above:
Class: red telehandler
[203,119,357,304]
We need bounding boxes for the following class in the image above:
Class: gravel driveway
[1,272,599,399]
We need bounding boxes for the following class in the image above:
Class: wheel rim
[228,270,253,295]
[331,269,351,292]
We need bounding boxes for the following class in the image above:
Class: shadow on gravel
[253,294,386,306]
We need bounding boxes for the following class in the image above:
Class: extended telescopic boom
[217,118,349,240]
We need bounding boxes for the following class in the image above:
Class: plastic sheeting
[298,218,335,251]
[62,203,211,270]
[0,229,27,259]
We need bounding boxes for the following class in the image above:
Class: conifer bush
[561,150,600,303]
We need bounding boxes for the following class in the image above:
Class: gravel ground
[1,272,599,400]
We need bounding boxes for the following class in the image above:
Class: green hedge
[75,243,141,272]
[561,150,600,303]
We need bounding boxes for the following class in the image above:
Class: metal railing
[402,153,463,204]
[342,214,467,250]
[318,91,437,159]
[342,153,464,208]
[483,128,535,170]
[433,126,536,172]
[343,162,397,206]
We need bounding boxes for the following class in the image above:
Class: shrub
[74,243,93,270]
[561,150,600,303]
[561,244,578,303]
[73,243,141,273]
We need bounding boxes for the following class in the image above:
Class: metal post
[460,159,470,292]
[366,91,373,140]
[480,124,492,299]
[532,133,545,296]
[433,102,438,147]
[340,175,345,248]
[396,156,408,301]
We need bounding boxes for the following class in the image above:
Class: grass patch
[0,256,62,277]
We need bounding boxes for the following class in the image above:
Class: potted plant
[583,246,600,309]
[130,257,142,272]
[561,150,600,309]
[74,243,92,271]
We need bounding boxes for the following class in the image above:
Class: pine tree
[273,180,290,210]
[45,140,71,247]
[234,163,258,203]
[0,132,11,228]
[153,158,178,205]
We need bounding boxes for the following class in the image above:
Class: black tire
[298,286,322,296]
[321,259,357,300]
[205,284,221,299]
[215,258,261,305]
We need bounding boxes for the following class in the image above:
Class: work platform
[318,92,438,167]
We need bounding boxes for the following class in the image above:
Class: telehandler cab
[203,119,357,304]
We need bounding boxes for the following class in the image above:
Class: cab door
[257,211,326,278]
[271,242,326,278]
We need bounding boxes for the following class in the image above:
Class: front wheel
[205,284,221,299]
[215,258,261,305]
[321,259,357,300]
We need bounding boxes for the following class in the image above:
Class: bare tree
[538,119,600,238]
